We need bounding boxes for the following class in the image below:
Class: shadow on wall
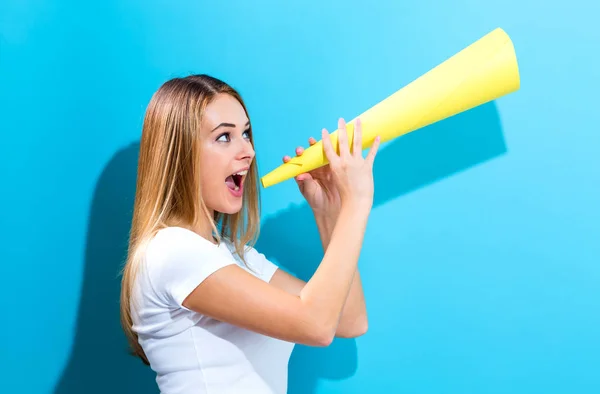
[53,146,159,394]
[54,101,505,394]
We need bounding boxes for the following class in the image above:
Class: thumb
[295,173,314,192]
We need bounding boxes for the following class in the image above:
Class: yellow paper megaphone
[260,27,520,188]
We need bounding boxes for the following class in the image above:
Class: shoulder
[147,226,218,258]
[141,226,237,306]
[143,226,231,279]
[150,226,211,246]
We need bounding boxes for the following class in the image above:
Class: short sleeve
[144,227,236,308]
[245,246,280,282]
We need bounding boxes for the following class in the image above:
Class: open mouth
[225,169,248,192]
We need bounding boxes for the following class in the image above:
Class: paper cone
[260,27,520,188]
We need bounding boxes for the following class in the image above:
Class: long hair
[119,74,261,365]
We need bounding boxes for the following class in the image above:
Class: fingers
[353,117,362,157]
[283,145,306,163]
[322,128,339,166]
[366,135,381,166]
[337,118,350,160]
[295,172,312,182]
[284,120,356,167]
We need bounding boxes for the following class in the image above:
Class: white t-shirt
[131,226,295,394]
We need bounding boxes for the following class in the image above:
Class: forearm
[314,212,336,251]
[314,211,368,337]
[299,204,369,341]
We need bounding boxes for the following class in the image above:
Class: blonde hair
[120,74,261,365]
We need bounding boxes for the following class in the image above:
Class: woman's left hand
[283,135,341,220]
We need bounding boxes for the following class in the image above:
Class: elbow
[337,316,369,338]
[309,317,368,346]
[312,327,335,347]
[357,314,369,336]
[306,321,336,347]
[354,318,368,337]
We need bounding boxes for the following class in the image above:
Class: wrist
[312,206,338,222]
[315,211,336,236]
[313,210,337,250]
[340,198,372,216]
[314,212,335,230]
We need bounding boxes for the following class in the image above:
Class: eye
[216,132,230,142]
[243,129,251,140]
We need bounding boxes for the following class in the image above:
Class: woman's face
[198,93,255,215]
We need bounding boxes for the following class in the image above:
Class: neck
[191,208,217,244]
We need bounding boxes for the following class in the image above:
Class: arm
[269,212,367,339]
[182,202,371,347]
[315,213,368,337]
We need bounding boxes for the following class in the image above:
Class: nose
[235,138,255,162]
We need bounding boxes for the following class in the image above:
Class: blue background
[1,1,599,393]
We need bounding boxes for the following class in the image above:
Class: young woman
[120,74,381,394]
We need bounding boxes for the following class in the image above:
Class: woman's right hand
[321,117,380,210]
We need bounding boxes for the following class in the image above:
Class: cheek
[198,152,225,201]
[199,167,220,195]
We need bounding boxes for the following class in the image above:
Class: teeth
[234,186,239,191]
[234,170,248,176]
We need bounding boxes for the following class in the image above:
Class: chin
[218,206,243,215]
[215,200,244,215]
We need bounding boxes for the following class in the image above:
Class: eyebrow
[211,120,250,133]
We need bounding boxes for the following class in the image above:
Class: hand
[321,117,380,210]
[283,137,341,219]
